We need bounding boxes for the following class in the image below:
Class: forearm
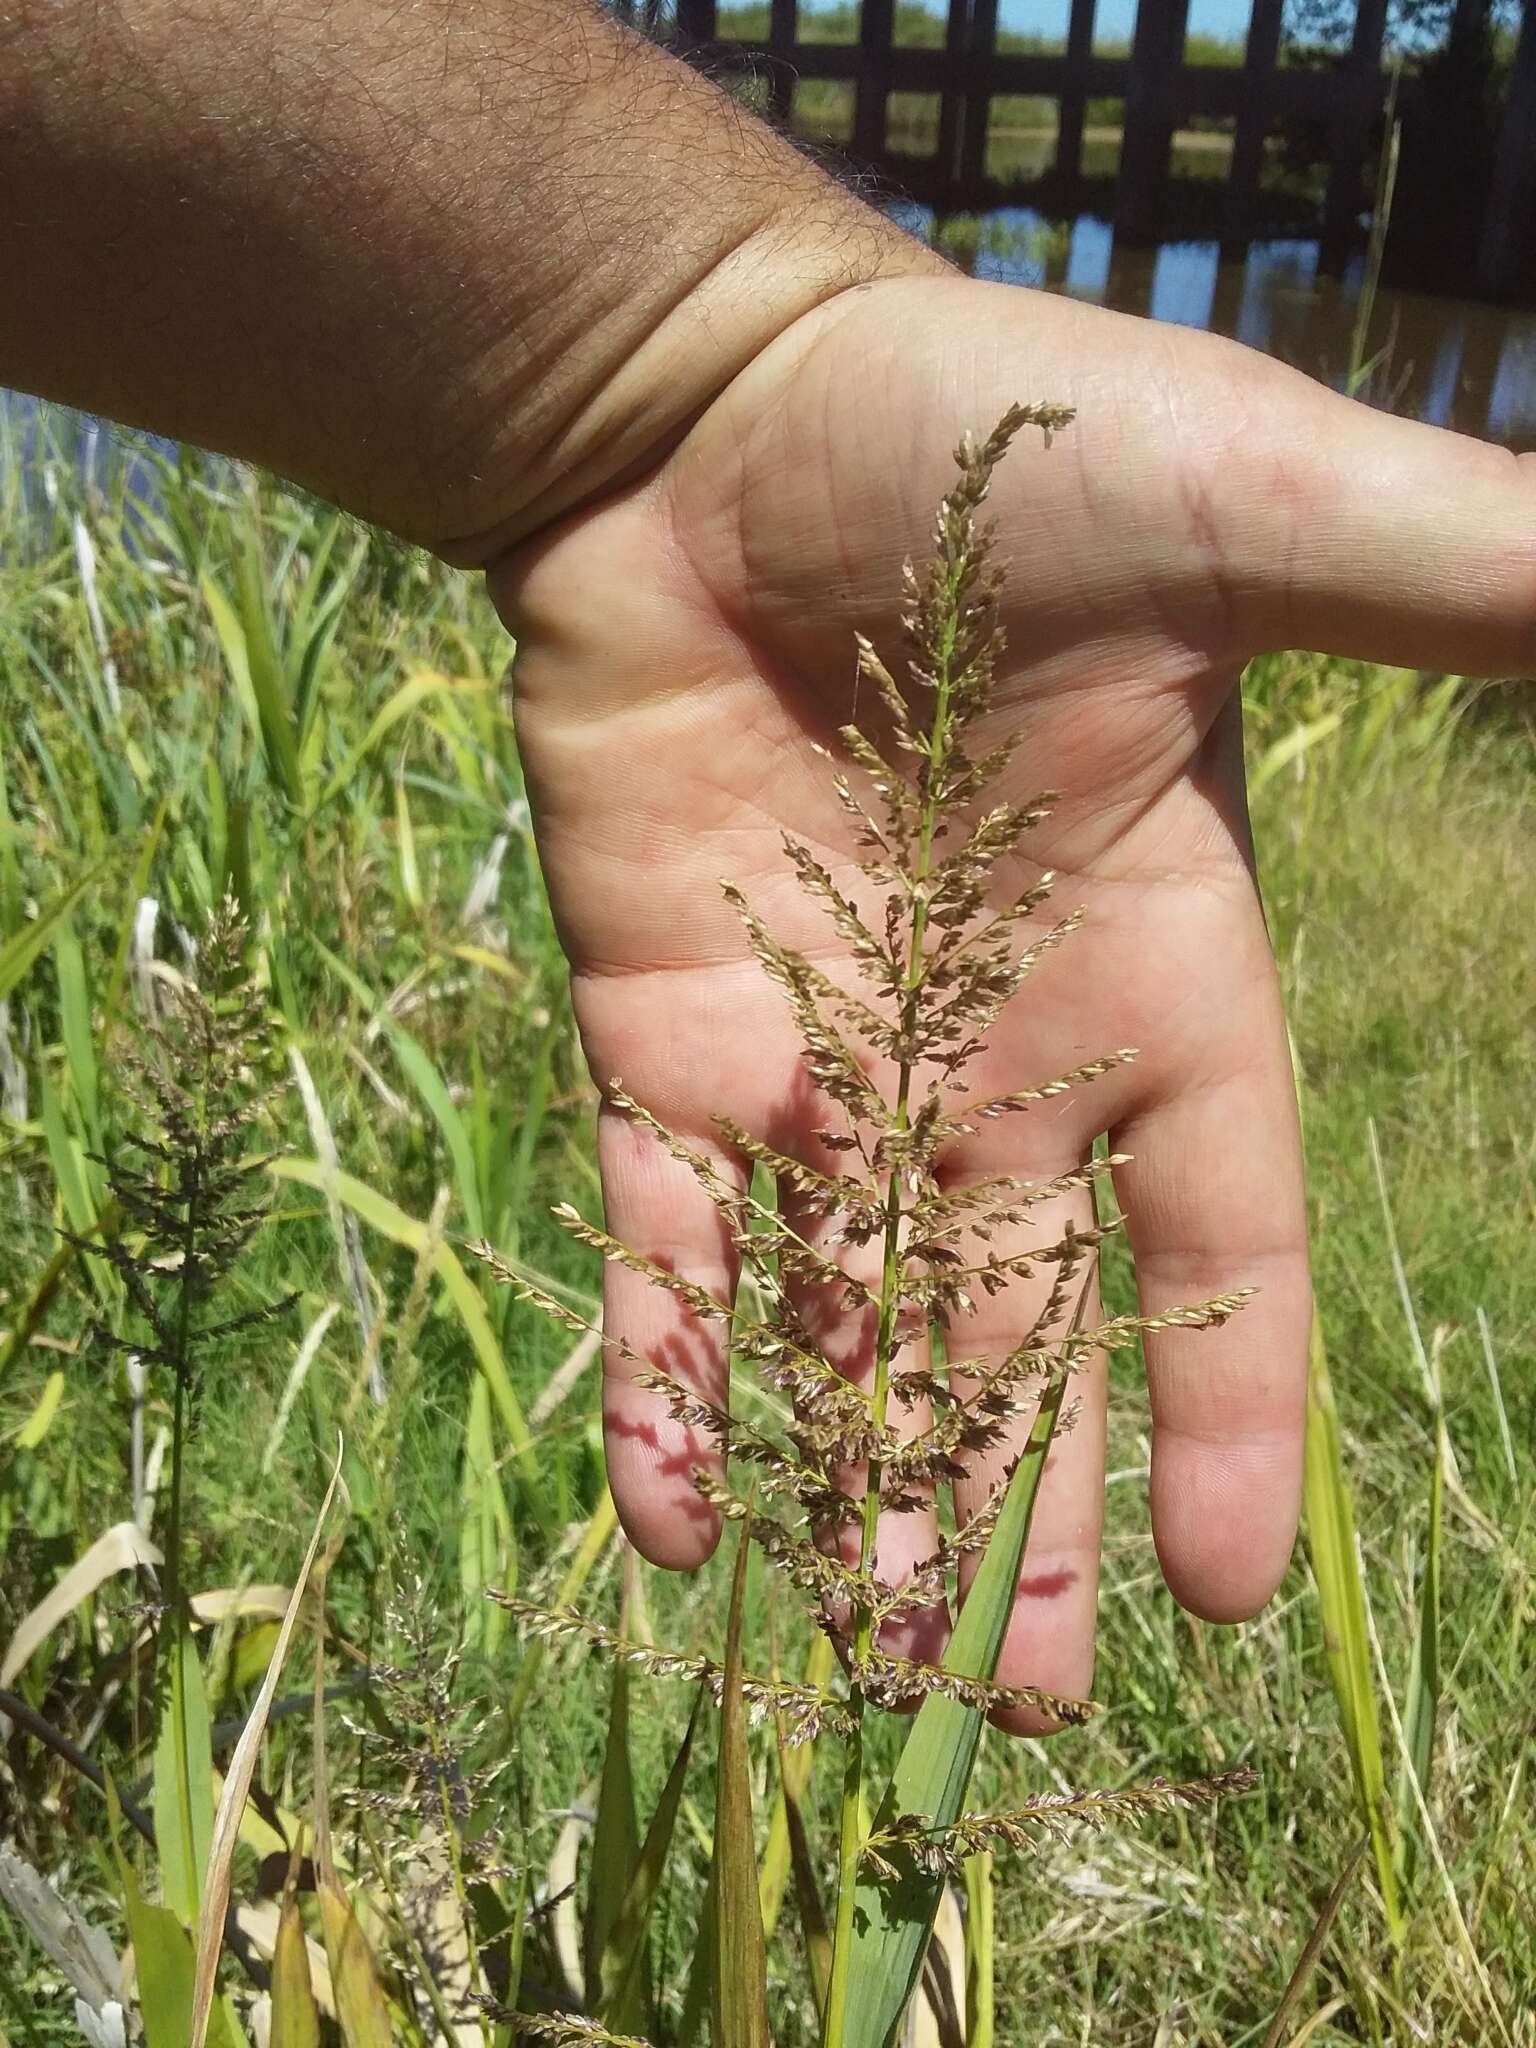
[0,0,936,556]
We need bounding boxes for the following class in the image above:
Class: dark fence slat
[855,0,897,162]
[768,0,798,119]
[1056,0,1099,184]
[1320,0,1389,267]
[959,0,1001,190]
[936,0,972,186]
[1479,0,1536,294]
[1227,0,1283,242]
[674,0,718,42]
[1116,0,1195,239]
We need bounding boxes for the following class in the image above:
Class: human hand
[493,272,1534,1730]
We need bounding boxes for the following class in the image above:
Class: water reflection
[0,397,176,522]
[889,199,1536,452]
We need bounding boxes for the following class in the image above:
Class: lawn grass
[0,411,1531,2045]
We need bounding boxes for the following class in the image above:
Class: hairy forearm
[0,0,935,555]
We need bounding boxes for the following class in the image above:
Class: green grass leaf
[154,1616,216,1929]
[104,1776,245,2048]
[309,935,486,1238]
[270,1892,323,2048]
[318,1885,396,2048]
[711,1518,771,2048]
[270,1158,546,1522]
[316,667,493,812]
[1304,1309,1404,1948]
[201,563,303,810]
[1395,1388,1446,1899]
[962,1853,994,2048]
[834,1370,1070,2048]
[586,1640,643,2017]
[600,1686,704,2029]
[0,860,104,1002]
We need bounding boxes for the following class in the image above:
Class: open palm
[493,273,1533,1728]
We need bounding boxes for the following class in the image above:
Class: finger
[780,1183,950,1676]
[1223,354,1536,674]
[596,1099,743,1570]
[947,1174,1106,1737]
[1109,929,1311,1626]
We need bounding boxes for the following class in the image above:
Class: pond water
[889,199,1536,451]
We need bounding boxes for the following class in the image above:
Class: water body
[888,198,1536,452]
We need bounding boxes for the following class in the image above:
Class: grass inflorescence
[477,410,1256,2047]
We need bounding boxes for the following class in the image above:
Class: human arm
[0,0,936,550]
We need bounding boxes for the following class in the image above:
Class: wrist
[438,141,944,569]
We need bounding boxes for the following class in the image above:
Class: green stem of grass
[160,1120,202,1913]
[822,566,962,2048]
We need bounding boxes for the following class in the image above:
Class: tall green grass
[0,409,1532,2044]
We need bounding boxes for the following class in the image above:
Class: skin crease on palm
[495,273,1536,1735]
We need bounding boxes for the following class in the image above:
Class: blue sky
[996,0,1255,43]
[799,0,1265,48]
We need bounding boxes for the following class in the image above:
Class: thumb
[1229,360,1536,676]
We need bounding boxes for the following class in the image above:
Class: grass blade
[271,1158,545,1519]
[189,1444,345,2048]
[961,1853,994,2048]
[317,1888,396,2048]
[0,861,104,1002]
[600,1687,705,2027]
[459,1373,515,1659]
[309,1541,395,2048]
[0,1848,118,2015]
[760,1631,834,1941]
[780,1739,832,2016]
[271,1889,323,2048]
[154,1616,216,1927]
[309,935,485,1238]
[0,1520,159,1691]
[1394,1385,1445,1898]
[585,1642,643,2016]
[836,1367,1072,2048]
[104,1776,245,2048]
[1260,1837,1367,2048]
[505,1487,619,1725]
[711,1518,771,2048]
[1303,1308,1404,1948]
[315,668,492,811]
[1474,1308,1518,1488]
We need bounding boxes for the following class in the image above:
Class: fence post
[1055,0,1100,187]
[1319,0,1388,271]
[854,0,896,163]
[1116,0,1194,239]
[958,0,1001,190]
[1226,0,1283,249]
[937,0,974,187]
[674,0,718,41]
[1477,0,1536,296]
[767,0,798,120]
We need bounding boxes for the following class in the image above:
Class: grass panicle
[478,411,1256,2048]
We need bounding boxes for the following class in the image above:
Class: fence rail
[637,0,1536,292]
